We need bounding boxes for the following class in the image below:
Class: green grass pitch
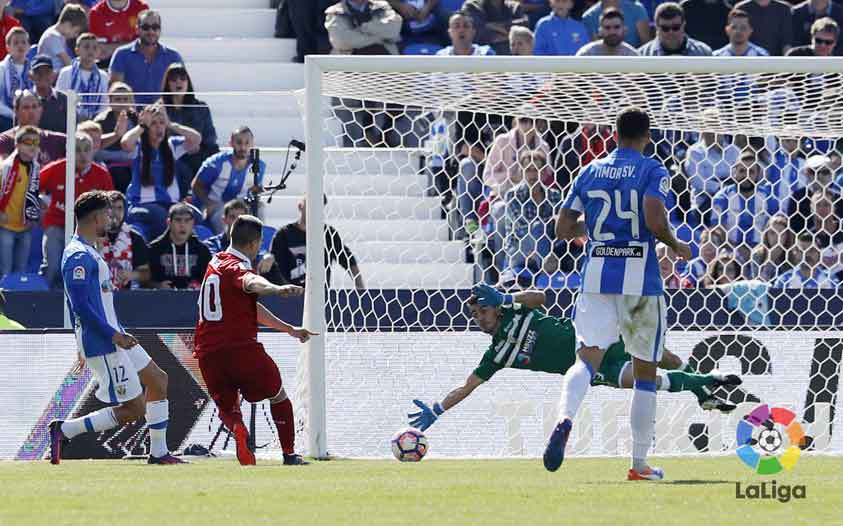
[1,456,841,525]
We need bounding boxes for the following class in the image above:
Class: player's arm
[643,196,691,260]
[555,208,586,240]
[471,283,545,309]
[408,373,486,431]
[512,290,546,309]
[643,167,692,260]
[63,257,134,347]
[256,302,318,342]
[242,272,302,297]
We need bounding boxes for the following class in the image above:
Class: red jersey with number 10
[194,250,258,356]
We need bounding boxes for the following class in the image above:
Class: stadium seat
[261,225,276,253]
[0,272,49,291]
[194,224,214,241]
[402,43,443,55]
[439,0,465,13]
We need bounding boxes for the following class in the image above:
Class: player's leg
[197,350,253,465]
[49,349,145,464]
[133,348,185,464]
[543,292,614,472]
[267,387,308,465]
[240,344,308,466]
[619,295,665,481]
[615,359,742,398]
[658,349,692,372]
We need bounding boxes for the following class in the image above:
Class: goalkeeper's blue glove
[407,399,444,431]
[472,283,513,308]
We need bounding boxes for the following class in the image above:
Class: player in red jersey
[194,214,317,466]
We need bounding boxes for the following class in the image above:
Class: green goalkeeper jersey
[473,304,627,384]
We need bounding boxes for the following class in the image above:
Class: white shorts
[86,345,152,404]
[572,292,666,363]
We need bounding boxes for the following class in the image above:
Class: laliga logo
[736,404,804,474]
[734,404,807,503]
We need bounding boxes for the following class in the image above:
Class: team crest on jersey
[659,176,670,196]
[73,266,85,280]
[115,384,127,396]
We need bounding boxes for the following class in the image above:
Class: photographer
[191,126,265,235]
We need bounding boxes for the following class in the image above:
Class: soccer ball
[758,428,783,454]
[391,427,428,462]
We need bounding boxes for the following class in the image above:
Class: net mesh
[295,62,843,459]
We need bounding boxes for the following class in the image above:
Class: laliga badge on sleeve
[73,266,86,280]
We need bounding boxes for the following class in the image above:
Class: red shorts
[197,343,283,414]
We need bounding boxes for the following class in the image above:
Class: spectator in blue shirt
[533,0,588,55]
[582,0,651,48]
[10,0,55,42]
[775,232,837,288]
[161,63,219,176]
[711,149,779,262]
[109,10,184,106]
[192,126,265,235]
[121,103,200,241]
[713,8,770,56]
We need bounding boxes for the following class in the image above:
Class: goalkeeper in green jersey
[408,285,741,431]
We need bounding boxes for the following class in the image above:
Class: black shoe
[283,453,310,466]
[48,420,68,465]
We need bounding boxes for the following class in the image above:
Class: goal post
[301,55,843,460]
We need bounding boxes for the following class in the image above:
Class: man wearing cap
[28,54,67,134]
[0,89,65,164]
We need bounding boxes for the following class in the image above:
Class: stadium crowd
[0,0,840,295]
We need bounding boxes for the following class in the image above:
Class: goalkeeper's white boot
[627,466,665,481]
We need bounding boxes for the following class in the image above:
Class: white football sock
[146,400,169,458]
[631,380,657,471]
[61,407,118,439]
[558,360,594,422]
[657,372,670,391]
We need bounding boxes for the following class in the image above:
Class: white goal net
[297,56,843,460]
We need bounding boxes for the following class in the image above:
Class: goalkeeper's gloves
[407,399,445,431]
[472,283,513,308]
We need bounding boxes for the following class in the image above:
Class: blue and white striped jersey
[61,235,121,358]
[774,267,837,289]
[196,151,266,205]
[711,183,779,246]
[562,148,670,296]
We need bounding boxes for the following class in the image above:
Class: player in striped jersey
[553,108,693,480]
[408,285,740,432]
[49,191,184,464]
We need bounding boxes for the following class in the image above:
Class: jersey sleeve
[39,162,57,193]
[62,252,118,340]
[108,47,127,76]
[196,155,220,188]
[561,171,584,212]
[229,260,255,292]
[644,161,670,202]
[473,348,503,381]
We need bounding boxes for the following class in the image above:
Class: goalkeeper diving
[407,284,741,431]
